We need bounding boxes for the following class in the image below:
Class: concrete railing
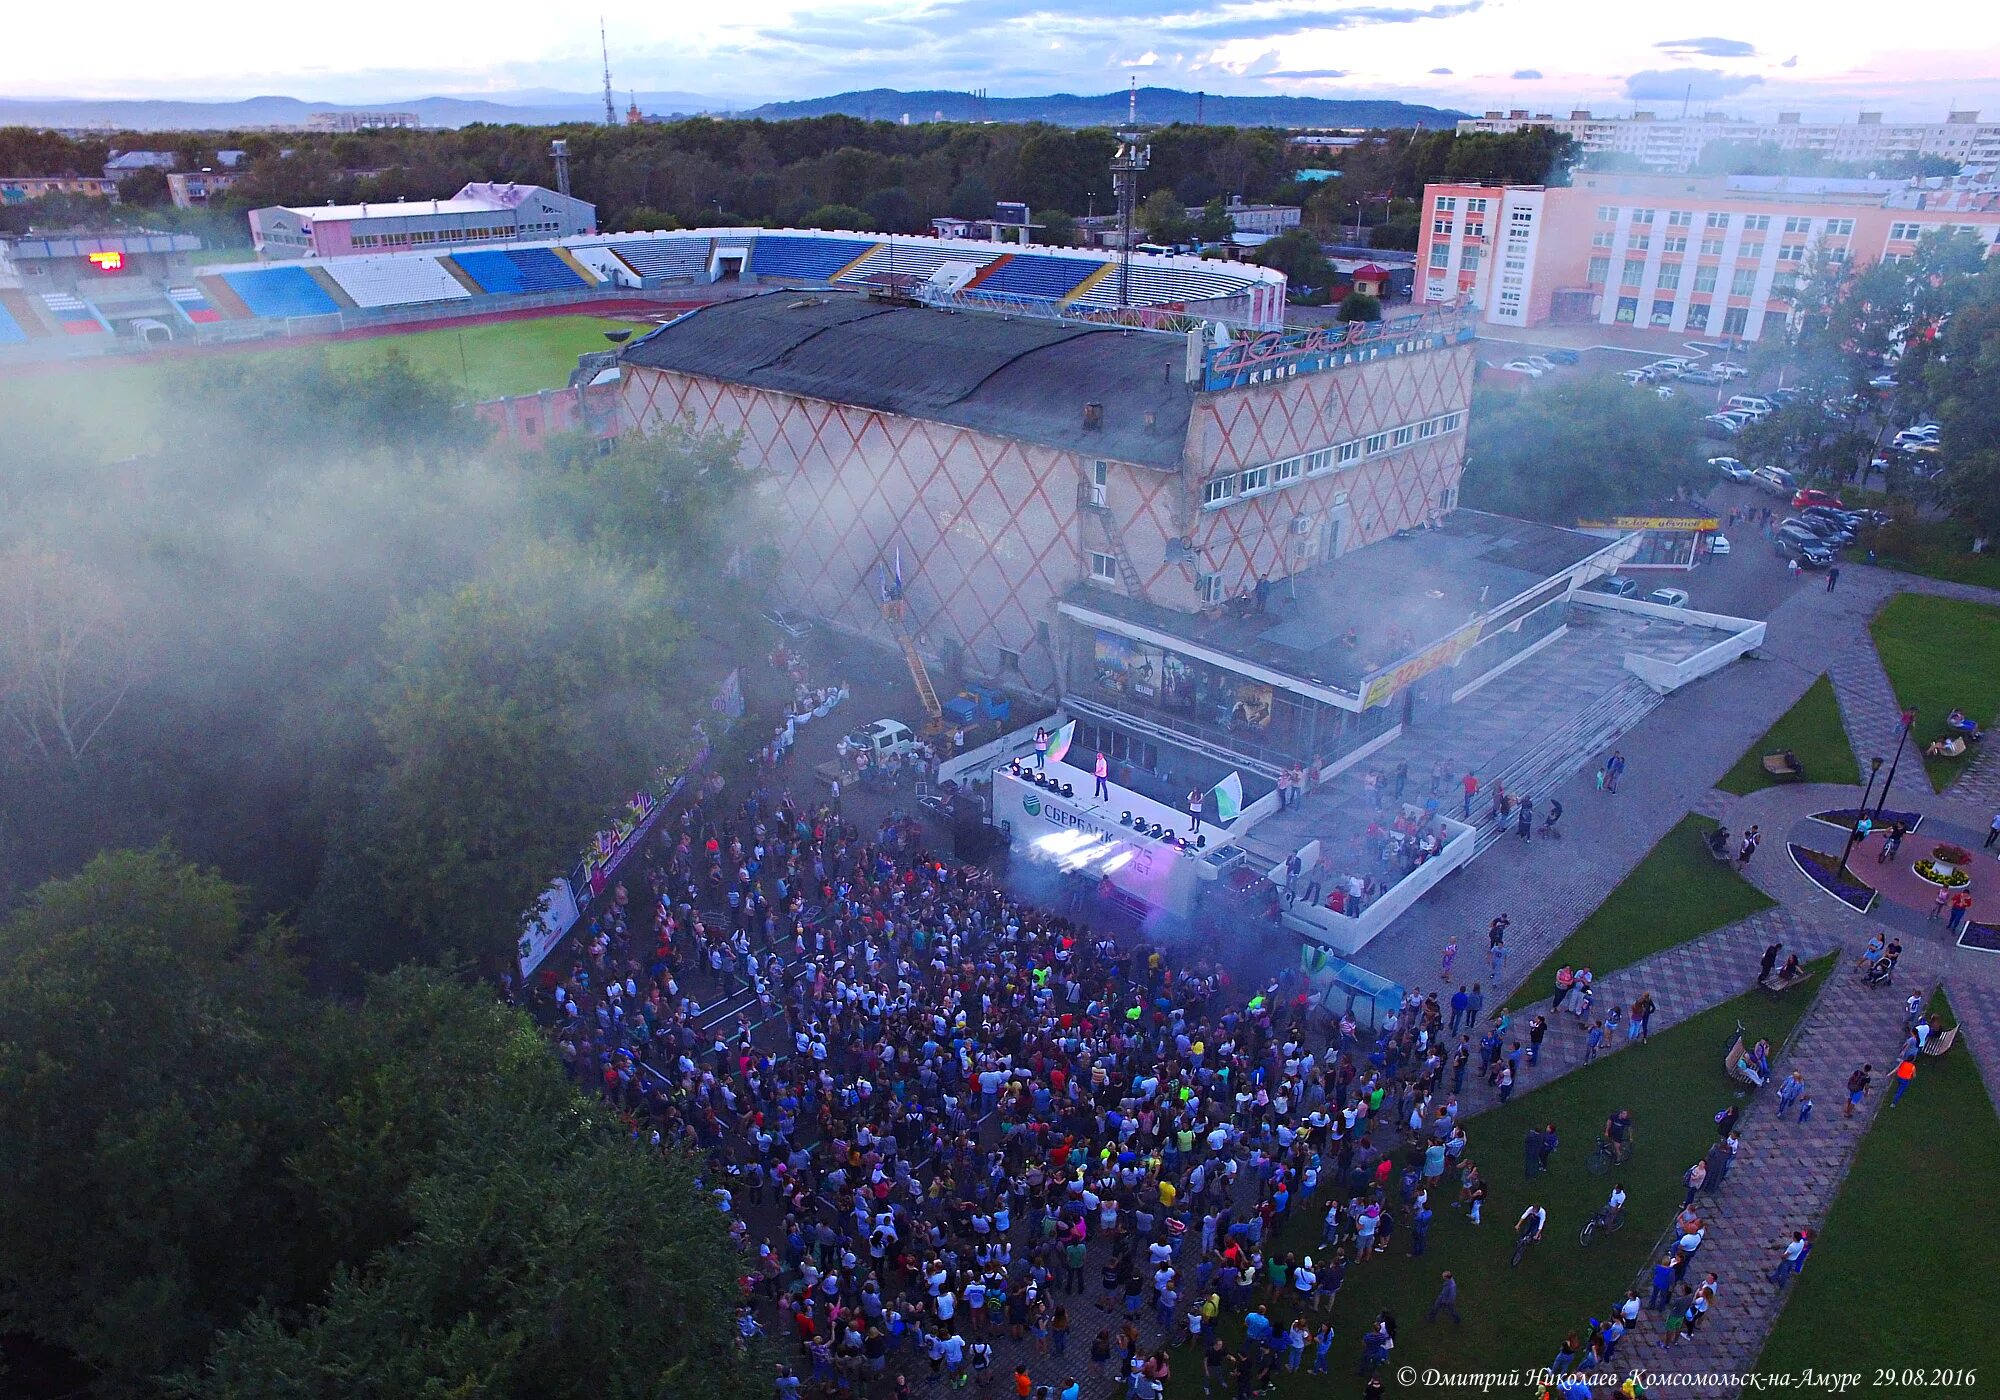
[1279,807,1477,954]
[1571,591,1767,694]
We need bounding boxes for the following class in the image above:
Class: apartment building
[1458,109,2000,174]
[1417,172,2000,342]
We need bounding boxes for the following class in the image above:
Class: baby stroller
[1861,956,1896,988]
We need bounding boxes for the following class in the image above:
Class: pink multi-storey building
[1418,172,2000,342]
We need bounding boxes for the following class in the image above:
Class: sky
[8,0,2000,117]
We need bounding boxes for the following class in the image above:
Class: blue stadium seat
[748,236,875,282]
[0,300,27,345]
[972,254,1095,301]
[452,247,590,295]
[220,266,341,318]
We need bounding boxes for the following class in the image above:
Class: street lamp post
[1840,755,1885,878]
[1875,707,1915,822]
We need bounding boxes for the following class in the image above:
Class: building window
[1418,418,1439,439]
[1089,551,1119,583]
[1694,265,1719,293]
[1432,217,1454,236]
[1827,218,1855,236]
[1706,211,1730,229]
[1336,441,1361,465]
[1390,425,1415,448]
[1596,205,1616,221]
[1511,209,1533,224]
[1238,465,1270,494]
[1779,243,1806,262]
[1784,216,1812,234]
[1305,448,1334,475]
[1197,573,1225,605]
[1657,262,1681,290]
[1592,230,1615,248]
[1436,196,1457,211]
[1632,208,1655,224]
[1462,247,1483,268]
[1466,197,1488,213]
[1889,221,1922,241]
[1739,242,1764,261]
[1730,267,1757,296]
[1668,210,1692,227]
[1364,431,1389,455]
[1438,411,1464,433]
[1701,237,1725,256]
[1630,234,1650,251]
[1663,235,1687,253]
[1622,258,1645,285]
[1429,245,1451,269]
[1272,456,1302,485]
[1586,256,1609,285]
[1742,214,1771,232]
[1202,475,1235,507]
[1503,256,1525,271]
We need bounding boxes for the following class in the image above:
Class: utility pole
[1111,131,1150,308]
[601,19,617,127]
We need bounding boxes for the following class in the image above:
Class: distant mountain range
[741,87,1470,128]
[0,87,1468,132]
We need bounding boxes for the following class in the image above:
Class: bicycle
[1586,1136,1619,1176]
[1577,1205,1625,1248]
[1510,1227,1542,1268]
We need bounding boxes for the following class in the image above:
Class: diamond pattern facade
[618,339,1473,693]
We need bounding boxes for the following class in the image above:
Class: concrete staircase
[1468,673,1663,855]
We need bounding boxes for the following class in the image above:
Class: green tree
[358,545,690,977]
[801,201,872,230]
[1193,196,1236,244]
[1462,378,1701,522]
[1246,226,1331,294]
[1036,208,1079,247]
[1138,188,1193,246]
[1928,282,2000,540]
[1337,291,1383,322]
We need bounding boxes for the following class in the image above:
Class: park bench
[1924,1026,1959,1057]
[1761,752,1805,781]
[1724,1033,1764,1088]
[1758,967,1815,996]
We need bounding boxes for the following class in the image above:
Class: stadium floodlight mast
[1111,133,1149,309]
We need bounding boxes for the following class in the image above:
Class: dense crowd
[517,764,1675,1400]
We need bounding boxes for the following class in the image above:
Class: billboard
[994,201,1031,225]
[1359,621,1483,709]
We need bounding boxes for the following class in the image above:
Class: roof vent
[1082,402,1104,430]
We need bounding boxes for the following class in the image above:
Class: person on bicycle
[1540,798,1563,835]
[1516,1204,1547,1245]
[1603,1109,1634,1164]
[1603,1184,1627,1227]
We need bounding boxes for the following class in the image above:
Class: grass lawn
[1717,675,1858,795]
[0,313,655,458]
[1759,992,1999,1380]
[1869,593,2000,789]
[1514,814,1775,1002]
[1163,969,1831,1392]
[1867,517,2000,593]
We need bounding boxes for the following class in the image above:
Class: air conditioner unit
[1291,513,1316,535]
[1164,537,1197,565]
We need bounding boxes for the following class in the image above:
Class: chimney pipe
[1082,402,1104,430]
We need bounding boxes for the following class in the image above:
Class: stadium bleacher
[323,254,472,309]
[0,299,28,345]
[832,241,1004,289]
[166,286,223,325]
[1070,260,1256,309]
[220,266,343,319]
[606,237,715,282]
[966,253,1097,301]
[747,236,876,282]
[40,291,106,335]
[450,247,592,295]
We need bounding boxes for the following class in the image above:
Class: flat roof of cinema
[621,291,1195,468]
[283,198,513,221]
[1063,510,1617,694]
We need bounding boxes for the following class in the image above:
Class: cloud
[1511,69,1543,80]
[1623,67,1766,101]
[1261,69,1351,79]
[1654,36,1756,59]
[1429,66,1454,75]
[1152,1,1482,43]
[1781,55,1798,68]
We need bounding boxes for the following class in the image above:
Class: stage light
[1196,834,1206,849]
[1119,811,1133,827]
[1060,782,1074,799]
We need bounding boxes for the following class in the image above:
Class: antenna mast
[1111,129,1149,309]
[1128,75,1138,126]
[601,19,617,127]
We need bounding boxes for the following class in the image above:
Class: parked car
[1703,415,1743,438]
[1655,385,1677,399]
[1708,456,1753,480]
[1708,533,1731,556]
[1853,508,1896,527]
[1802,506,1865,532]
[844,718,922,764]
[1648,587,1691,608]
[1792,488,1845,510]
[760,606,814,638]
[1727,394,1775,418]
[1500,360,1544,377]
[1868,373,1898,389]
[1751,465,1797,496]
[1785,516,1853,546]
[1621,367,1653,385]
[1545,348,1581,365]
[1792,542,1835,568]
[1776,521,1828,551]
[1525,354,1556,373]
[1644,360,1684,379]
[1714,361,1749,380]
[1587,576,1639,597]
[1680,368,1723,385]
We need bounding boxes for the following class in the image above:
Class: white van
[1750,465,1796,496]
[1726,394,1774,419]
[844,718,921,764]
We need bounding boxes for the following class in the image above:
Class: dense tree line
[0,118,1570,249]
[1460,377,1705,522]
[0,849,759,1398]
[0,352,761,982]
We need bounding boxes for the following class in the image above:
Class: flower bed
[1789,843,1878,913]
[1807,808,1925,834]
[1932,843,1974,865]
[1915,859,1973,889]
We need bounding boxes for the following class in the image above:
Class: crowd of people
[512,753,1696,1400]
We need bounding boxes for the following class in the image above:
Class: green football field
[1,313,657,458]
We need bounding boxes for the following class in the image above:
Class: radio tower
[600,19,617,127]
[1111,129,1149,308]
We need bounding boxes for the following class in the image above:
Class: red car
[1792,488,1845,510]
